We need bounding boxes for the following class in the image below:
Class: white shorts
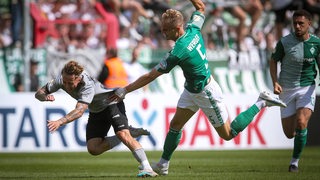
[177,77,229,127]
[279,85,316,118]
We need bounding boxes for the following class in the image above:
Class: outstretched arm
[35,85,88,132]
[190,0,205,14]
[47,102,88,132]
[111,68,162,100]
[126,68,162,93]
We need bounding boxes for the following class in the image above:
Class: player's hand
[273,82,282,95]
[109,88,127,102]
[45,94,55,101]
[47,119,62,132]
[115,88,127,98]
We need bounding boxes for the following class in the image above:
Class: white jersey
[46,71,115,113]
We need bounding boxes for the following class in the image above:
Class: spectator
[40,0,76,20]
[0,13,12,48]
[123,44,149,92]
[30,59,40,92]
[142,0,170,14]
[97,48,128,88]
[224,0,264,51]
[55,23,71,52]
[67,23,81,51]
[269,0,302,40]
[81,23,100,49]
[37,0,107,51]
[13,72,23,92]
[104,0,154,41]
[303,0,320,35]
[13,59,40,92]
[10,0,23,47]
[70,0,98,20]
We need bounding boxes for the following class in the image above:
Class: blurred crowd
[1,0,320,51]
[1,0,320,92]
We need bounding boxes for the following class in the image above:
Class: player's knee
[87,146,102,156]
[87,141,104,156]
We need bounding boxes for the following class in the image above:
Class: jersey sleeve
[271,40,285,62]
[46,75,63,93]
[187,11,205,30]
[77,86,94,105]
[155,52,180,73]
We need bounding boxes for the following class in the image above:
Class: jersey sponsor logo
[291,57,314,63]
[304,58,315,63]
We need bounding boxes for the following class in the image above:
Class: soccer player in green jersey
[269,9,320,172]
[112,0,286,175]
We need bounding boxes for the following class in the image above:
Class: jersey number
[196,44,206,60]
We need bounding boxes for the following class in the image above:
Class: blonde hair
[62,60,84,76]
[161,9,184,27]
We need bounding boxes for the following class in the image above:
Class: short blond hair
[62,60,84,76]
[161,9,184,27]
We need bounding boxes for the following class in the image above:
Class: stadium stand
[30,1,118,49]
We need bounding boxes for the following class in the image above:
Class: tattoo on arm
[61,103,88,125]
[35,86,49,101]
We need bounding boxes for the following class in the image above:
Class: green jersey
[271,33,320,88]
[155,11,211,93]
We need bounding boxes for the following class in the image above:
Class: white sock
[141,160,152,170]
[132,148,152,170]
[159,157,169,167]
[290,158,299,167]
[255,100,266,110]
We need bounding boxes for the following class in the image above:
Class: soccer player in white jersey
[111,0,286,175]
[35,60,158,177]
[269,9,320,172]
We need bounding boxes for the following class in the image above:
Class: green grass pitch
[1,147,320,180]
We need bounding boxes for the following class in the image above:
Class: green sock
[230,105,260,137]
[293,128,307,159]
[162,128,182,161]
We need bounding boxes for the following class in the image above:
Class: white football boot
[259,91,287,108]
